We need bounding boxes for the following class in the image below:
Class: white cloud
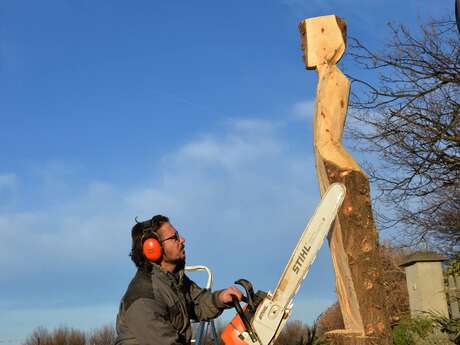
[0,116,331,322]
[175,133,284,171]
[291,100,315,120]
[228,118,281,132]
[119,117,321,294]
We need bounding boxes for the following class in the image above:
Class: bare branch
[347,16,460,255]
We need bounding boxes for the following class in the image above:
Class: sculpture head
[298,15,347,69]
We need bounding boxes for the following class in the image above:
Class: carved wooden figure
[298,15,392,345]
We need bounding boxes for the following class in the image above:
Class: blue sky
[0,0,453,343]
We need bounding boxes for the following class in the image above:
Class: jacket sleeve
[185,275,229,321]
[125,297,182,345]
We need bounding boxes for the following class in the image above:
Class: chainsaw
[221,183,346,345]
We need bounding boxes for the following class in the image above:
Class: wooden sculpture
[298,15,392,345]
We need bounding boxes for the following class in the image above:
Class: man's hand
[218,286,243,304]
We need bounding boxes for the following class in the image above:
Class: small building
[400,251,449,317]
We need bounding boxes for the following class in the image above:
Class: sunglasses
[160,231,180,243]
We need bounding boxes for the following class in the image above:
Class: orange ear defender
[143,236,162,262]
[138,216,163,262]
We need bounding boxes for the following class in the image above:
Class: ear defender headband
[140,219,163,262]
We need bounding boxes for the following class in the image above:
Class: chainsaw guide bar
[221,183,346,345]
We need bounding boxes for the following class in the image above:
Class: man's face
[157,222,186,264]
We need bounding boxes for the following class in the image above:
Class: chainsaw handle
[235,279,255,312]
[231,295,258,343]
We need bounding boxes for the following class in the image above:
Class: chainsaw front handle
[231,295,258,343]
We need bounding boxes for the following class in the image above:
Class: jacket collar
[149,262,185,288]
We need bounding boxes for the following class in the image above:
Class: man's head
[130,214,186,272]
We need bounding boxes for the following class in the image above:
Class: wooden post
[298,15,392,345]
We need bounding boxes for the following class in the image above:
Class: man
[115,214,243,345]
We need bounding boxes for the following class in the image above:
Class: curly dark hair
[130,214,169,271]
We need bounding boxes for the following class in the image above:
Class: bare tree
[273,320,313,345]
[347,14,460,254]
[379,242,411,324]
[88,324,116,345]
[23,327,85,345]
[23,325,114,345]
[50,327,67,345]
[65,329,85,345]
[23,327,51,345]
[315,303,344,337]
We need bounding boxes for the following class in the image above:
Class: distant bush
[392,316,434,345]
[392,315,458,345]
[411,328,455,345]
[428,313,460,344]
[23,324,116,345]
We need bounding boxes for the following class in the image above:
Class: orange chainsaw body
[221,306,250,345]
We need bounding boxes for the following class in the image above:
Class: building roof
[399,251,448,267]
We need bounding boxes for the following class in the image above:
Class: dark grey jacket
[115,265,227,345]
